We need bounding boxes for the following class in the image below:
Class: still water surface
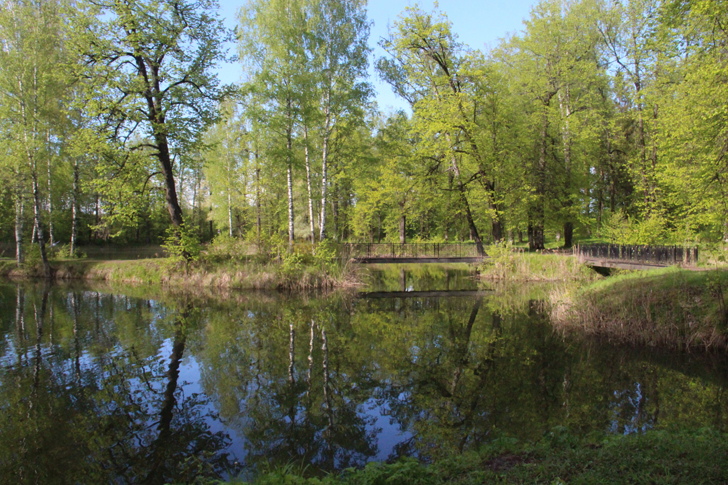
[1,264,727,483]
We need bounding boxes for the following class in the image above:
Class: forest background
[1,0,727,269]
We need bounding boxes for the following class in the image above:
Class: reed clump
[550,267,728,351]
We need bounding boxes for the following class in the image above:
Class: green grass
[550,268,728,350]
[223,428,728,484]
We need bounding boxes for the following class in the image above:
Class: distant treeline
[1,0,726,268]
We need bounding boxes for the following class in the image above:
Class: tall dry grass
[480,244,598,282]
[549,269,728,351]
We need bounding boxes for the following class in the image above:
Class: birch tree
[238,0,309,250]
[0,0,67,276]
[308,0,371,241]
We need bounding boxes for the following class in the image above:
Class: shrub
[162,223,201,266]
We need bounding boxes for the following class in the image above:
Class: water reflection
[1,269,728,482]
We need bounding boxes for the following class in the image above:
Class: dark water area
[1,265,728,483]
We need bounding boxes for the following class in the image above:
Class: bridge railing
[341,242,480,259]
[575,244,699,266]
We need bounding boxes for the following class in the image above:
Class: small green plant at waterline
[162,223,201,268]
[312,239,338,274]
[482,241,518,279]
[22,243,43,269]
[51,243,86,260]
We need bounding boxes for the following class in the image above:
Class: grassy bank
[479,245,597,282]
[551,267,728,351]
[225,428,728,484]
[0,254,359,291]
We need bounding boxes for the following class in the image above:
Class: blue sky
[216,0,539,111]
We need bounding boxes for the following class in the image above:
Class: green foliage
[51,243,86,260]
[23,243,42,270]
[229,428,728,484]
[5,0,728,273]
[600,210,669,245]
[482,241,517,280]
[312,239,338,273]
[162,223,202,265]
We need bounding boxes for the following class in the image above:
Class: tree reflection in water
[0,286,233,484]
[1,280,728,482]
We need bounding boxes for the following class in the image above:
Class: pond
[1,264,727,483]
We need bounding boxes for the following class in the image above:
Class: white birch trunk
[319,98,331,241]
[304,125,315,244]
[46,130,54,248]
[286,100,295,250]
[70,158,79,256]
[15,183,24,267]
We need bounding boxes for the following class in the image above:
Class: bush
[600,210,668,245]
[161,223,201,266]
[23,243,42,269]
[52,243,86,259]
[203,234,252,264]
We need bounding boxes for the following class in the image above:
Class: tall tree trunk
[31,170,51,278]
[321,325,334,433]
[319,100,331,241]
[377,212,382,243]
[445,135,484,255]
[155,134,184,229]
[256,158,261,244]
[72,293,81,382]
[15,183,24,267]
[304,125,315,244]
[227,191,233,237]
[94,194,100,241]
[46,131,54,248]
[15,286,25,356]
[332,163,339,241]
[399,200,406,244]
[558,87,574,248]
[530,111,548,251]
[288,323,295,384]
[225,142,233,237]
[307,320,315,398]
[70,159,79,257]
[286,100,295,251]
[146,306,188,484]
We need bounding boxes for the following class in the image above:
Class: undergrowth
[221,428,728,484]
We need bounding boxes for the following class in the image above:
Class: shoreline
[549,267,728,351]
[0,258,362,291]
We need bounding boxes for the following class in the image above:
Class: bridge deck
[581,258,675,271]
[354,256,485,264]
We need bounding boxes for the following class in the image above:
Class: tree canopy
[1,0,727,264]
